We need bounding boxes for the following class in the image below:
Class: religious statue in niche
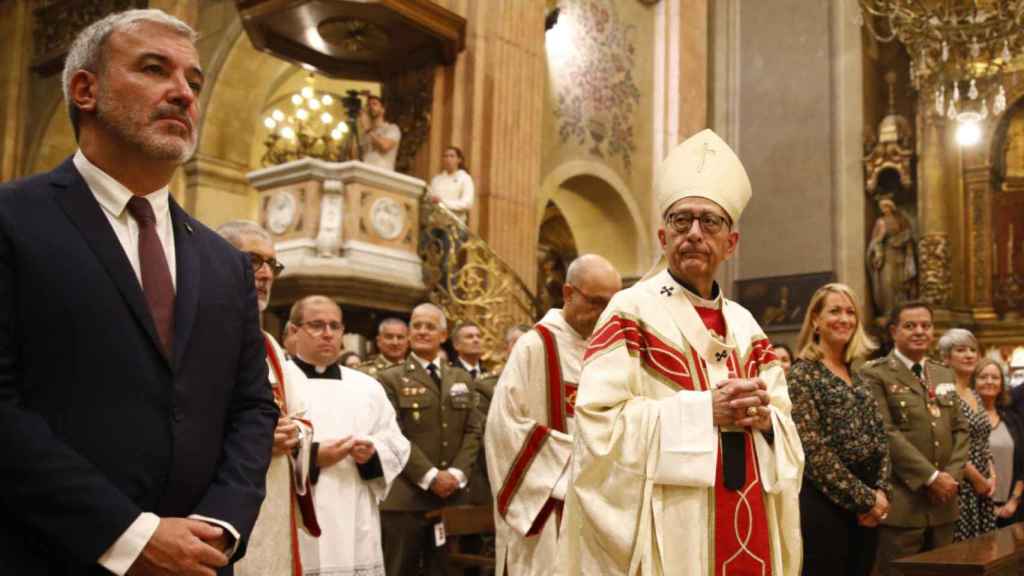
[867,195,918,317]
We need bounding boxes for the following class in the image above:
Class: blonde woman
[788,283,889,576]
[938,328,997,541]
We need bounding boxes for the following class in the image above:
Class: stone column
[0,0,30,181]
[426,0,545,288]
[916,111,952,308]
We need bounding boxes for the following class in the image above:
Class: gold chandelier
[261,76,357,166]
[858,0,1023,141]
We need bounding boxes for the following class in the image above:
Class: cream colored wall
[539,0,659,279]
[711,0,865,339]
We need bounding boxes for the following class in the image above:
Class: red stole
[263,336,321,576]
[693,307,773,576]
[526,323,576,536]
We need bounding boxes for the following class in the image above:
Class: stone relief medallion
[266,190,298,235]
[370,197,405,240]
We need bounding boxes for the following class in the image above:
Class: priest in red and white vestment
[485,255,621,576]
[561,130,804,576]
[217,220,320,576]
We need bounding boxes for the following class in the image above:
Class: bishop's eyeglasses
[663,211,730,235]
[246,252,285,277]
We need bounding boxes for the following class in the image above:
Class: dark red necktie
[126,196,175,358]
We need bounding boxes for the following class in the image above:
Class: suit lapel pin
[184,222,194,234]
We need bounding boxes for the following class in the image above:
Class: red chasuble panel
[692,306,773,576]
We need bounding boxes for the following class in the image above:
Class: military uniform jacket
[357,354,401,379]
[861,351,968,527]
[469,371,499,506]
[378,358,484,511]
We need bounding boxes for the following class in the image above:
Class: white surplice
[298,368,410,576]
[486,309,584,576]
[561,270,804,576]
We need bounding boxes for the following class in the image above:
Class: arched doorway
[537,201,578,314]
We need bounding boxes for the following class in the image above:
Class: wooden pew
[425,504,496,575]
[892,523,1024,575]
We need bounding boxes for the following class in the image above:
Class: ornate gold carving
[419,201,539,361]
[864,72,914,194]
[918,233,952,306]
[384,66,434,174]
[318,18,391,55]
[31,0,148,75]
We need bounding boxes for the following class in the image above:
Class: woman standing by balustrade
[788,283,889,576]
[428,146,475,223]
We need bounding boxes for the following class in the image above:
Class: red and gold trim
[535,324,570,433]
[587,315,698,391]
[263,335,321,575]
[496,423,551,519]
[743,337,778,379]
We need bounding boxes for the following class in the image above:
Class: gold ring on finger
[746,406,758,417]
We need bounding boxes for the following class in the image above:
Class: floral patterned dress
[789,359,891,512]
[954,390,997,541]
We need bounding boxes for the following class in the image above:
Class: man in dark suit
[0,9,278,575]
[861,301,968,575]
[377,303,483,576]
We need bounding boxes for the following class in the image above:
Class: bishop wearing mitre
[561,129,805,576]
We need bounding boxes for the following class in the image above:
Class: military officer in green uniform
[359,317,409,378]
[861,301,968,576]
[378,303,483,576]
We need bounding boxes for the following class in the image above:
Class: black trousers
[800,481,878,576]
[381,510,450,576]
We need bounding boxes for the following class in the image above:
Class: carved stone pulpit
[248,159,427,312]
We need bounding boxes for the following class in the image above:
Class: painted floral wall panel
[550,0,642,172]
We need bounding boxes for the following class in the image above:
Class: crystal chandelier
[857,0,1023,141]
[261,75,356,166]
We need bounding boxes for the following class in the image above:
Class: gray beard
[95,91,197,164]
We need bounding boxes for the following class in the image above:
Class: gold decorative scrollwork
[918,233,952,306]
[31,0,148,75]
[419,201,539,362]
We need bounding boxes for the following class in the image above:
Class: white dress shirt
[409,352,468,490]
[73,150,238,574]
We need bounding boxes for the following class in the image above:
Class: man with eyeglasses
[562,130,804,576]
[484,254,620,576]
[216,220,319,576]
[287,294,411,576]
[377,303,483,576]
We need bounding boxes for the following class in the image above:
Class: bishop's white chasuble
[561,270,804,576]
[486,309,585,576]
[298,368,410,576]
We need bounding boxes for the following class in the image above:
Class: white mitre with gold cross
[654,128,752,223]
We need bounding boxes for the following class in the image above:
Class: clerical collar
[410,352,443,374]
[667,270,722,309]
[293,355,342,380]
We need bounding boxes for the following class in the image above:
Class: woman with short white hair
[938,328,997,541]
